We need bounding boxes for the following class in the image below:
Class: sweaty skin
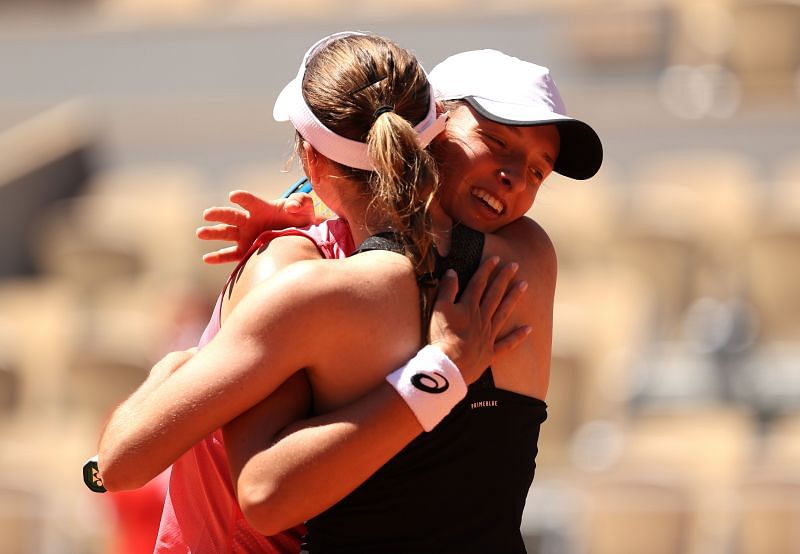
[98,103,556,539]
[96,121,535,493]
[206,106,559,533]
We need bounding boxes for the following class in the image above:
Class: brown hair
[300,34,440,333]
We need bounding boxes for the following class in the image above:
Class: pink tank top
[155,219,355,553]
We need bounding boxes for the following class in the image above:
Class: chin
[462,218,502,234]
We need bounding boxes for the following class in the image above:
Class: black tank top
[301,225,548,554]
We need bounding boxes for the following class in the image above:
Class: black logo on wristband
[411,372,449,394]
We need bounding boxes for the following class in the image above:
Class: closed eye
[529,167,545,183]
[478,130,506,148]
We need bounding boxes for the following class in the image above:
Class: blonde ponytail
[367,110,438,274]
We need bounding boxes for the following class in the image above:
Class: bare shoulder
[243,249,416,321]
[239,234,322,286]
[488,218,557,398]
[293,249,417,313]
[224,250,420,370]
[489,216,557,287]
[497,217,556,265]
[223,234,323,321]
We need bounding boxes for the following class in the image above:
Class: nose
[497,167,526,192]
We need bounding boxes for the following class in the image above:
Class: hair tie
[373,105,394,120]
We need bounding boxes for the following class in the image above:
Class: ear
[300,141,322,184]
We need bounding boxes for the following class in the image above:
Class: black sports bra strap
[352,233,436,289]
[351,232,405,256]
[350,226,488,351]
[435,224,485,301]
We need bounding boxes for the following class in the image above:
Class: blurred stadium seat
[733,472,800,554]
[613,406,756,554]
[579,471,691,554]
[620,151,760,338]
[729,1,800,98]
[0,483,45,554]
[32,167,215,294]
[0,102,95,278]
[746,174,800,342]
[530,165,625,271]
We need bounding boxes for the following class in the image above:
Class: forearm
[98,394,172,491]
[97,262,333,491]
[98,343,282,490]
[97,350,196,490]
[234,382,422,536]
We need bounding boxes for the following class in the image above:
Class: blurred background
[1,0,799,552]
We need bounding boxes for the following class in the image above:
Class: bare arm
[97,254,334,491]
[225,259,531,535]
[492,216,557,399]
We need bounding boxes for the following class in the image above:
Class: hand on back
[429,257,531,384]
[197,190,319,264]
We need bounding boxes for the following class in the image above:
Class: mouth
[471,187,505,216]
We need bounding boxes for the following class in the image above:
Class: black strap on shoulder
[351,232,405,256]
[434,224,485,301]
[351,225,486,297]
[351,232,434,344]
[350,225,487,346]
[353,233,439,291]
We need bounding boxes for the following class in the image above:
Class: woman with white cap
[96,33,528,553]
[194,49,603,552]
[97,38,603,552]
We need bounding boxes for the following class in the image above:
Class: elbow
[238,480,300,537]
[96,445,153,492]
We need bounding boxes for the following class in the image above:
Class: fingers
[229,190,269,213]
[203,206,248,226]
[458,256,499,307]
[196,223,239,241]
[434,269,459,306]
[479,262,519,319]
[489,279,529,356]
[284,192,314,213]
[490,279,527,335]
[202,245,242,265]
[492,325,532,358]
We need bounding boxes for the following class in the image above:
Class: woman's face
[434,104,560,233]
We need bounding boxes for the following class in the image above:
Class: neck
[343,201,453,252]
[429,201,452,256]
[323,179,453,251]
[333,193,381,246]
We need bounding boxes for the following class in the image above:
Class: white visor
[274,31,448,171]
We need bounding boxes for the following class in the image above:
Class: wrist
[430,340,465,369]
[385,345,467,432]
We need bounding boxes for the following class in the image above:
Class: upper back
[304,216,557,408]
[295,249,423,413]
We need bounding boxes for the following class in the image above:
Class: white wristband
[386,345,467,432]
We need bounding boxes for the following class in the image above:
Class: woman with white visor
[97,32,527,553]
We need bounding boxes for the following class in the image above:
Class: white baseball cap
[273,31,448,172]
[429,49,603,180]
